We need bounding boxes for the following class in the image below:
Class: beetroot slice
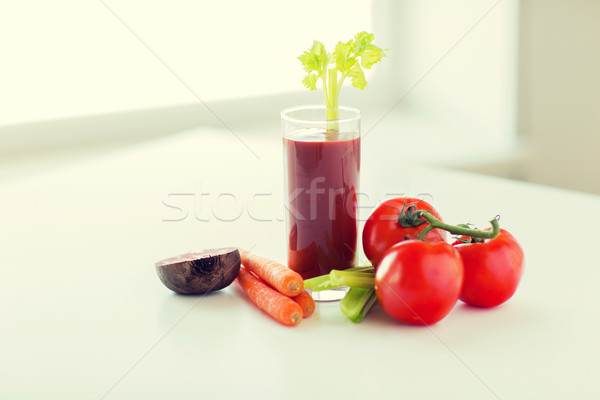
[155,248,241,294]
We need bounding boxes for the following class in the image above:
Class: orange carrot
[238,249,303,297]
[236,267,303,326]
[292,290,315,318]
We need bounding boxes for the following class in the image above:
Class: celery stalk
[340,287,377,323]
[326,69,340,133]
[297,32,387,135]
[329,269,375,288]
[303,266,374,291]
[345,265,375,273]
[303,274,339,291]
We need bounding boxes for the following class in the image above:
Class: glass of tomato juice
[281,105,360,301]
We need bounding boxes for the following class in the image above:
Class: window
[0,1,373,127]
[403,0,519,144]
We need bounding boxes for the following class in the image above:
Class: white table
[1,128,598,399]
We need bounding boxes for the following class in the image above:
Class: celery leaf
[353,32,386,70]
[302,74,319,91]
[348,64,367,89]
[353,31,375,54]
[297,40,329,77]
[360,44,386,69]
[297,32,387,112]
[333,40,356,73]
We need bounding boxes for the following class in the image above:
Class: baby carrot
[292,290,315,318]
[236,267,303,326]
[238,249,303,297]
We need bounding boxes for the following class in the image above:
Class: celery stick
[340,287,377,323]
[303,266,375,291]
[303,274,340,291]
[345,265,375,273]
[329,269,375,288]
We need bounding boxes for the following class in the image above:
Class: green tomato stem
[417,211,500,241]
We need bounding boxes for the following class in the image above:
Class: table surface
[1,128,599,399]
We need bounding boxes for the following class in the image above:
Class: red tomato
[363,197,446,267]
[454,229,524,307]
[375,240,464,325]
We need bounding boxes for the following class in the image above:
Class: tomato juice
[284,129,360,279]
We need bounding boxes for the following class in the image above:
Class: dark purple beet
[155,248,241,294]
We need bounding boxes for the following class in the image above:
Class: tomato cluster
[363,198,524,325]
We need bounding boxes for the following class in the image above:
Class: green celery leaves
[297,32,387,117]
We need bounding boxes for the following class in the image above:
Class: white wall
[519,0,600,194]
[399,0,519,145]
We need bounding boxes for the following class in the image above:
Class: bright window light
[0,1,373,127]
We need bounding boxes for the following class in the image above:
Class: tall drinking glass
[281,105,361,301]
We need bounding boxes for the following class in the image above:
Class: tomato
[363,197,446,267]
[375,240,464,325]
[454,229,524,307]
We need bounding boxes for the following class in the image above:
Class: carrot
[236,267,303,326]
[238,249,303,297]
[292,290,315,318]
